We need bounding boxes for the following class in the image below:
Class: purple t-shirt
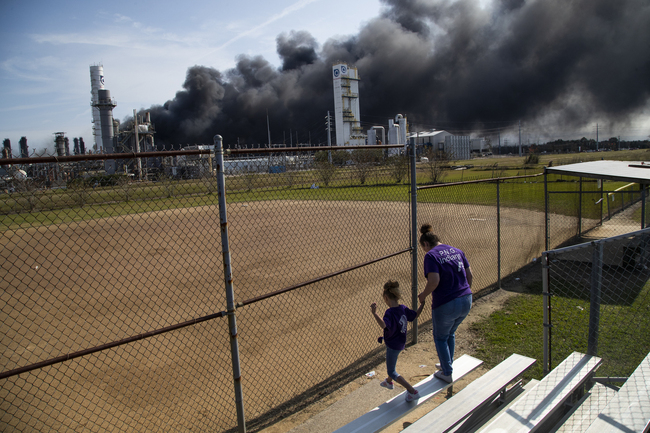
[383,305,418,350]
[423,244,472,309]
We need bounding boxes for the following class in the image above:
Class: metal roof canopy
[545,160,650,184]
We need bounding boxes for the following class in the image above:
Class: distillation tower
[332,63,365,146]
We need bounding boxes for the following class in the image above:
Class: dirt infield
[1,199,561,431]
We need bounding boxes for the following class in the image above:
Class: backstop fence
[542,228,650,380]
[1,139,643,432]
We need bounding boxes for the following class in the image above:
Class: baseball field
[1,198,566,431]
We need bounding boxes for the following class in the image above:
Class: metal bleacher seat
[403,353,536,433]
[333,354,483,433]
[582,351,650,433]
[476,352,602,433]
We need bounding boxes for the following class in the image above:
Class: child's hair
[419,224,440,246]
[383,280,402,301]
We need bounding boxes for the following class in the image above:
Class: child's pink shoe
[405,390,419,402]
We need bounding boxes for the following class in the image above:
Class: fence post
[497,179,501,289]
[578,177,582,237]
[641,184,646,230]
[214,135,246,433]
[544,168,549,251]
[542,251,551,375]
[588,241,603,357]
[410,137,419,344]
[600,179,604,226]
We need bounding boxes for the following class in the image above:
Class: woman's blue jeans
[432,294,472,376]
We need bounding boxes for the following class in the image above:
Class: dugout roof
[545,160,650,184]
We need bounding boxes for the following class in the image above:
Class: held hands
[418,292,427,305]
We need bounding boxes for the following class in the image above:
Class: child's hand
[371,302,377,314]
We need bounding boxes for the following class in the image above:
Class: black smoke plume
[142,0,650,147]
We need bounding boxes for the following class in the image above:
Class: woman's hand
[371,302,377,314]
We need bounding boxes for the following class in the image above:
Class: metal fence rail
[0,141,607,432]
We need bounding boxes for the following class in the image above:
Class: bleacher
[333,351,650,433]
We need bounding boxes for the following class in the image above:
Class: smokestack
[79,137,86,155]
[90,64,105,152]
[64,137,70,156]
[54,133,66,157]
[73,138,80,155]
[95,89,117,174]
[2,139,11,159]
[19,137,28,158]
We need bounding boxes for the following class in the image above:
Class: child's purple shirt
[383,305,418,350]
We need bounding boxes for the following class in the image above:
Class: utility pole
[266,110,271,146]
[498,131,501,155]
[518,120,522,157]
[133,109,142,181]
[267,110,271,168]
[597,123,599,151]
[326,111,332,164]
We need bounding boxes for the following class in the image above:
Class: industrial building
[332,63,365,146]
[90,65,158,178]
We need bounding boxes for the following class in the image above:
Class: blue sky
[0,0,382,152]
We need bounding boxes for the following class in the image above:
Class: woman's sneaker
[380,379,394,390]
[434,370,453,383]
[405,390,420,402]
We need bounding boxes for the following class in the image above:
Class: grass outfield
[470,278,650,381]
[1,149,646,230]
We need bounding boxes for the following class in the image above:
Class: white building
[470,138,487,153]
[444,136,471,160]
[408,130,454,150]
[332,63,365,146]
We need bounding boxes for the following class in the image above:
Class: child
[371,280,425,402]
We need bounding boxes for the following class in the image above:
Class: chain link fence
[542,228,650,380]
[1,143,614,432]
[545,173,648,248]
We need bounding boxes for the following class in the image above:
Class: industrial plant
[1,61,479,188]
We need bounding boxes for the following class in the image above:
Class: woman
[417,224,473,383]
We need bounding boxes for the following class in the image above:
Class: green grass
[470,278,650,380]
[470,291,546,381]
[3,149,647,231]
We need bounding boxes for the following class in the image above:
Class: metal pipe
[214,134,246,433]
[410,136,419,344]
[544,168,549,251]
[0,144,405,166]
[497,179,501,289]
[588,242,603,356]
[542,252,550,375]
[417,173,543,190]
[578,177,583,237]
[0,310,226,381]
[237,249,411,308]
[642,184,646,229]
